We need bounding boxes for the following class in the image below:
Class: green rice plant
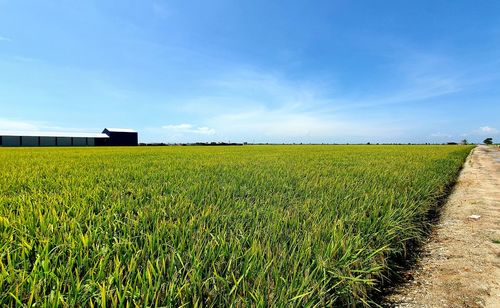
[0,145,472,306]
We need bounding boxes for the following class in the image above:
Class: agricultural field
[0,145,473,306]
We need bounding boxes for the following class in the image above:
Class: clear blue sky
[1,1,499,143]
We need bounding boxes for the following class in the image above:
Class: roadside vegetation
[0,145,473,306]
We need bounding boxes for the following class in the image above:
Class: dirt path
[386,145,500,307]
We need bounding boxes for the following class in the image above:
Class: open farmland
[0,145,473,306]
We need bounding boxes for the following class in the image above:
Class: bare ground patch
[385,145,500,307]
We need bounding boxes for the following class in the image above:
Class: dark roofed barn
[102,128,138,146]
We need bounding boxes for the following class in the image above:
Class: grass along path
[386,145,500,307]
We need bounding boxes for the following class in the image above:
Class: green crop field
[0,145,472,306]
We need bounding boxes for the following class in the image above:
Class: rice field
[0,145,472,306]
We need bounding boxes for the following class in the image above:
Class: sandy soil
[385,145,500,307]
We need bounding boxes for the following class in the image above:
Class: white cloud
[329,51,467,111]
[205,103,402,143]
[0,118,108,135]
[153,58,487,143]
[173,68,337,120]
[166,68,408,142]
[0,36,11,42]
[163,124,192,130]
[0,119,41,131]
[461,126,499,137]
[162,123,216,135]
[152,2,172,18]
[430,132,452,138]
[479,126,499,134]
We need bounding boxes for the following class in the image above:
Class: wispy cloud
[0,118,41,131]
[152,1,172,18]
[208,107,400,142]
[176,50,471,118]
[0,118,106,134]
[12,56,40,63]
[429,127,500,142]
[479,126,499,134]
[168,65,466,142]
[330,51,467,111]
[461,126,499,137]
[175,68,335,117]
[162,123,216,135]
[0,36,12,42]
[430,132,453,138]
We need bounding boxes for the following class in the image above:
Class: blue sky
[0,1,499,143]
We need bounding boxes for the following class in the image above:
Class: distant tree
[484,137,493,145]
[461,139,468,145]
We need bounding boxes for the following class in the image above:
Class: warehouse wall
[21,136,39,146]
[73,138,87,146]
[57,137,72,146]
[40,137,56,146]
[2,136,21,146]
[0,135,111,147]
